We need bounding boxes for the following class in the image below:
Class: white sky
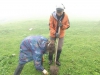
[0,0,100,22]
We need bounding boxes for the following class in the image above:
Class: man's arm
[61,16,70,30]
[49,15,56,35]
[33,50,44,71]
[33,51,48,75]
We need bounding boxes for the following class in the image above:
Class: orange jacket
[49,11,70,38]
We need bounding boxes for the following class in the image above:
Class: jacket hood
[52,11,58,20]
[52,11,64,21]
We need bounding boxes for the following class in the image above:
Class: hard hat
[56,3,65,13]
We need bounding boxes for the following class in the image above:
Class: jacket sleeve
[61,16,70,30]
[33,50,44,71]
[49,15,56,35]
[31,41,44,71]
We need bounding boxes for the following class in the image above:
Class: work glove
[42,69,48,75]
[58,21,62,27]
[55,33,59,38]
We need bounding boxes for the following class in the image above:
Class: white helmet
[56,3,65,13]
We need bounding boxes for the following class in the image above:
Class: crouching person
[14,35,55,75]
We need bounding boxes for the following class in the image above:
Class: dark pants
[14,64,25,75]
[14,57,44,75]
[50,37,64,50]
[49,37,64,61]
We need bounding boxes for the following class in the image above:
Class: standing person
[48,3,70,66]
[14,35,55,75]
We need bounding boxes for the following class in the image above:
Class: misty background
[0,0,100,23]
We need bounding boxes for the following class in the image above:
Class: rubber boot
[48,52,53,65]
[14,64,25,75]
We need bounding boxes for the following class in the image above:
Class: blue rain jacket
[19,35,48,71]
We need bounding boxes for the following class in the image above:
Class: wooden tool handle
[54,26,60,65]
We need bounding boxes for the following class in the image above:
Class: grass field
[0,18,100,75]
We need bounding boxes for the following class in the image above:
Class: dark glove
[58,21,62,27]
[55,33,59,38]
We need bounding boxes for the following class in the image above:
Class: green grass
[0,19,100,75]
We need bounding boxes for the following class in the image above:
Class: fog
[0,0,100,22]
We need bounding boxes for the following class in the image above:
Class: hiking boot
[49,60,53,65]
[56,61,61,66]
